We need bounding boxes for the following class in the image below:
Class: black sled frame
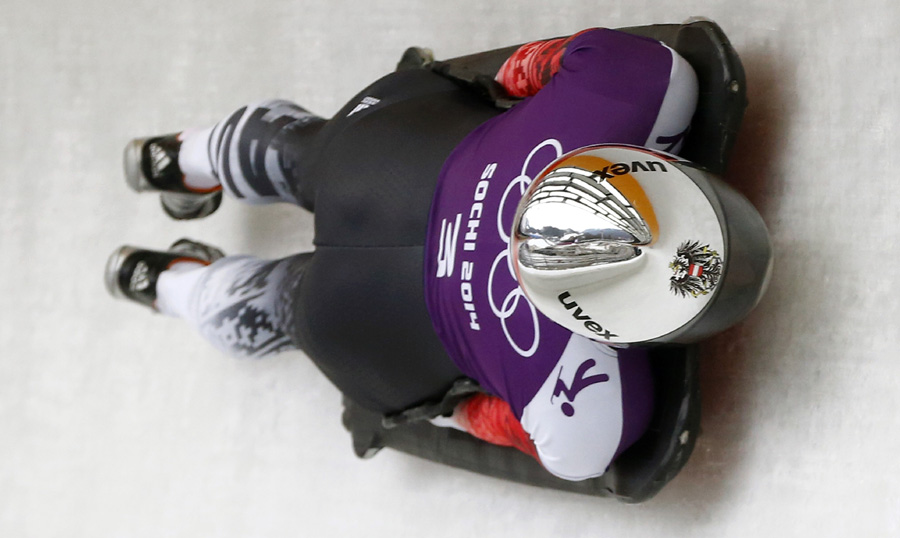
[342,19,746,503]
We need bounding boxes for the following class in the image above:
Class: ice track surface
[1,1,898,536]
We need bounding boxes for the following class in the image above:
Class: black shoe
[123,134,223,220]
[105,238,225,309]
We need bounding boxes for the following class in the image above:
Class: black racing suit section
[285,69,501,414]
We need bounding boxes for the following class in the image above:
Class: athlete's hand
[429,411,467,431]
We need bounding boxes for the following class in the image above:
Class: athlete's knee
[186,253,312,358]
[208,99,324,205]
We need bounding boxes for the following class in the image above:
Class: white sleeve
[644,45,700,155]
[519,335,625,481]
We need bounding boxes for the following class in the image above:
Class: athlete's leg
[106,238,313,359]
[155,251,313,358]
[178,100,325,208]
[125,100,326,217]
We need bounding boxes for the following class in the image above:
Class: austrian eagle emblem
[669,240,723,298]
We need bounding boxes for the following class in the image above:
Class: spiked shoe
[123,134,223,220]
[105,238,225,309]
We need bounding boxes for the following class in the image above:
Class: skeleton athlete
[107,28,698,480]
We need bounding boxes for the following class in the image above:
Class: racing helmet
[511,144,772,345]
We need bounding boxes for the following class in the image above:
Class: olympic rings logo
[486,139,563,357]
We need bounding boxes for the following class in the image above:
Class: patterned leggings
[156,67,491,416]
[158,100,322,358]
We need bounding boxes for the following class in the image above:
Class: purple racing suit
[423,29,698,480]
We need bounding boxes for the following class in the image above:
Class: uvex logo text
[557,291,618,340]
[593,160,667,181]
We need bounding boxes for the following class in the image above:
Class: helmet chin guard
[511,144,772,345]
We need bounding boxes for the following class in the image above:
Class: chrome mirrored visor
[514,166,653,271]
